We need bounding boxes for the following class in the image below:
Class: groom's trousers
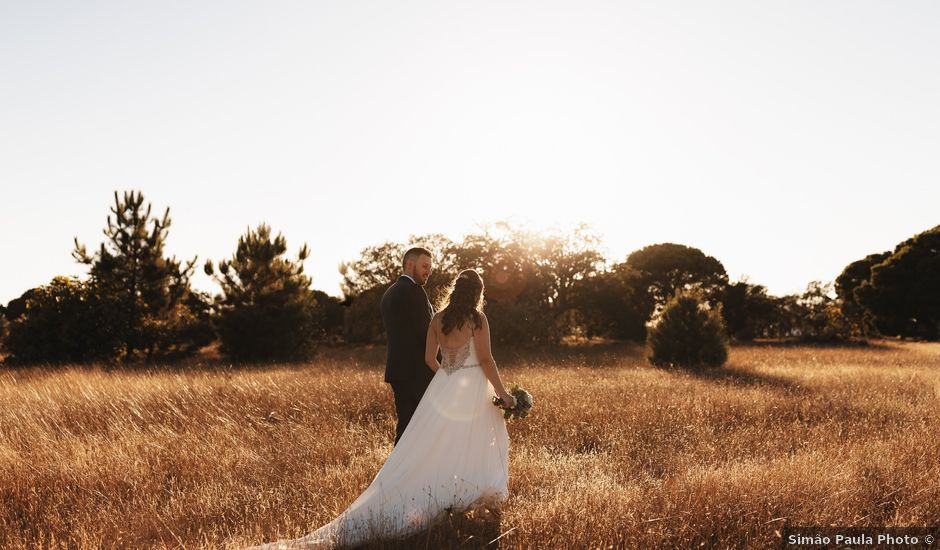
[389,378,431,445]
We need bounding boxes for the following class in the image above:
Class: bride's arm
[474,314,516,406]
[425,314,442,372]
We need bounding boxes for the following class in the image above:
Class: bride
[247,269,518,549]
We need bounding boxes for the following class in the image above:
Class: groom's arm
[413,286,440,366]
[425,314,441,372]
[412,286,432,345]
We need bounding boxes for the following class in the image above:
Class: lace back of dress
[440,322,478,374]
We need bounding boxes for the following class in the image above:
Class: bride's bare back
[438,319,474,349]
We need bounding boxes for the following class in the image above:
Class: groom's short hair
[402,246,432,268]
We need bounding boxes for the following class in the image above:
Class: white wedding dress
[250,330,510,549]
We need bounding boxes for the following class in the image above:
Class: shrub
[3,277,123,365]
[646,291,728,370]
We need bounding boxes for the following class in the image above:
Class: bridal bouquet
[492,385,533,421]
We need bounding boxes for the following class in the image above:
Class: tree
[835,251,891,335]
[720,279,777,340]
[646,290,728,370]
[538,225,606,314]
[72,191,203,361]
[625,243,729,320]
[159,290,216,359]
[756,282,854,342]
[343,285,386,344]
[205,223,323,362]
[793,281,853,342]
[0,304,10,356]
[339,241,406,299]
[312,289,346,344]
[453,223,604,344]
[854,225,940,340]
[569,262,648,341]
[3,290,37,322]
[3,277,123,364]
[759,295,800,339]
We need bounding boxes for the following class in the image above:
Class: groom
[380,246,437,445]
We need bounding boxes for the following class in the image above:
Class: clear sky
[2,1,938,304]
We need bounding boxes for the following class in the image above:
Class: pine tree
[73,190,199,361]
[646,290,728,370]
[205,223,322,362]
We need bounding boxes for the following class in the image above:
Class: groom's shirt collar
[400,273,416,284]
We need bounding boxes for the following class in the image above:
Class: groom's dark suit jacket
[380,275,436,384]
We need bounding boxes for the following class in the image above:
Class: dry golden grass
[1,341,938,549]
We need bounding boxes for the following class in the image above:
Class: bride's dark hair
[438,269,485,335]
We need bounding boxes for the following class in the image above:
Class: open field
[1,341,938,549]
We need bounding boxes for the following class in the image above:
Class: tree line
[0,191,937,366]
